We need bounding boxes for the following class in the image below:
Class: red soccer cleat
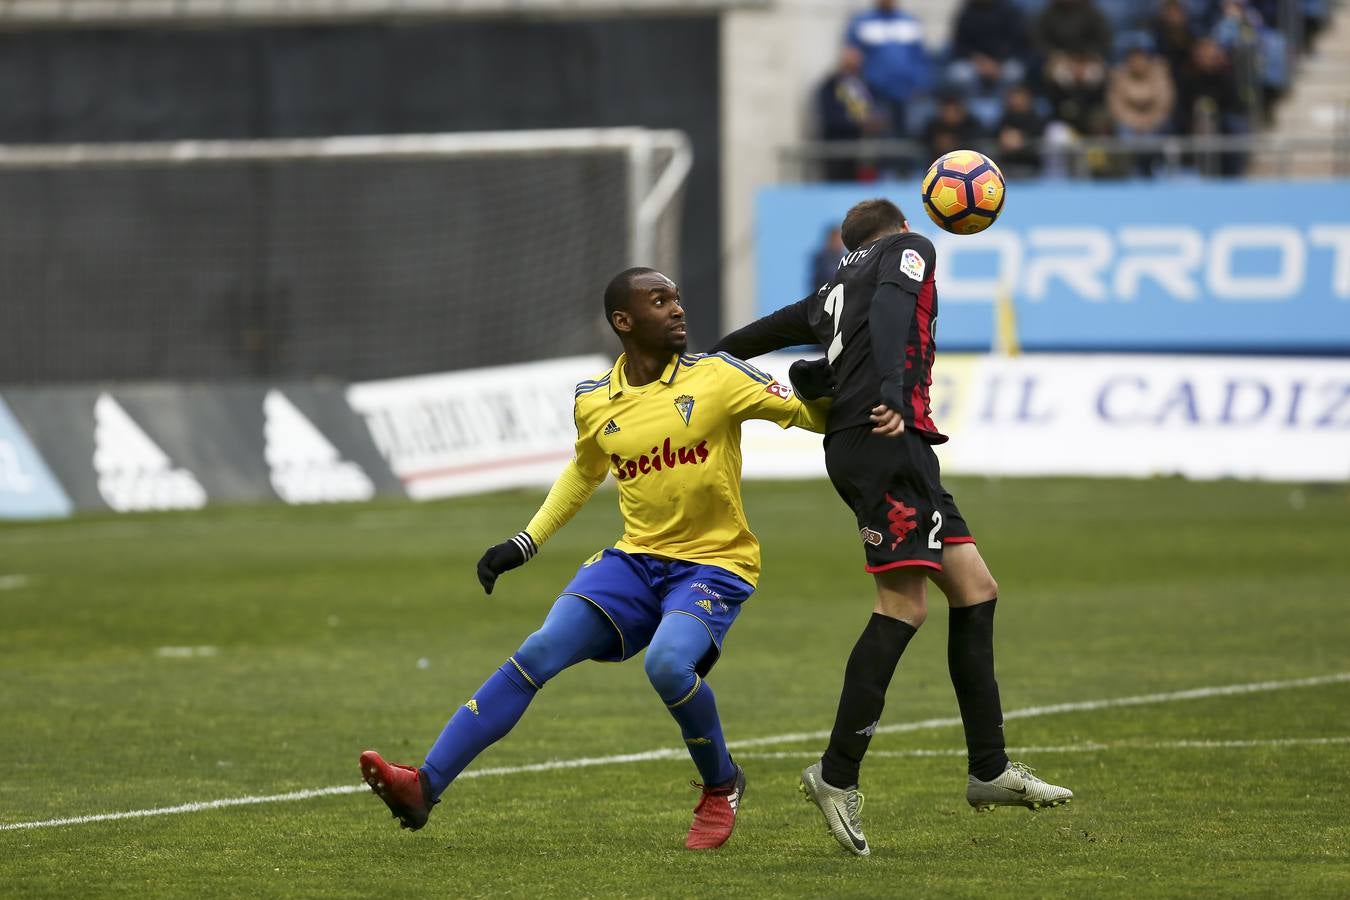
[359,749,437,831]
[684,764,747,850]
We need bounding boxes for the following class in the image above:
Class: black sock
[948,598,1009,782]
[821,612,918,788]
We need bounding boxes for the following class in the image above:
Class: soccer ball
[920,150,1006,235]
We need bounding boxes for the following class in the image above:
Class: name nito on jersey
[935,224,1350,302]
[833,243,876,274]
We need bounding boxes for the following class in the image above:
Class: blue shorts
[560,549,754,676]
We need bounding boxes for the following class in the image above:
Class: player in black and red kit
[713,198,1071,857]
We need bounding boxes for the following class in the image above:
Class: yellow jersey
[524,351,827,587]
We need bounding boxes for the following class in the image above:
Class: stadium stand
[1259,0,1350,173]
[812,0,1341,179]
[0,0,768,26]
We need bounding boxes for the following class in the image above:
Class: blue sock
[645,615,736,786]
[668,677,736,786]
[420,595,616,799]
[421,661,536,798]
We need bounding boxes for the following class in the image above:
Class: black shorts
[824,425,974,573]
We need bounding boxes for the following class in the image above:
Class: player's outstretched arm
[475,457,604,594]
[710,296,817,360]
[789,391,831,434]
[715,354,831,434]
[476,533,536,595]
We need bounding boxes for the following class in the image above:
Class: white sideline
[738,736,1350,761]
[3,671,1347,833]
[725,671,1350,748]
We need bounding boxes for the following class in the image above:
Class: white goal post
[0,127,692,383]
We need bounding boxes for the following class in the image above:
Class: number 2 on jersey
[823,283,845,364]
[928,511,943,550]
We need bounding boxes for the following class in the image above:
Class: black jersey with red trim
[712,230,946,443]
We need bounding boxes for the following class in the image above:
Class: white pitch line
[3,672,1347,833]
[0,786,365,832]
[0,750,687,833]
[737,736,1350,761]
[464,748,684,778]
[725,671,1350,749]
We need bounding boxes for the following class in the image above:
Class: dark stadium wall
[0,19,721,380]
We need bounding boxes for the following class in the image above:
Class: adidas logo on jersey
[695,598,714,614]
[604,419,621,435]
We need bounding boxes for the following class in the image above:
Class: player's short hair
[603,266,658,334]
[840,199,906,252]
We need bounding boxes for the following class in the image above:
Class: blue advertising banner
[756,180,1350,352]
[0,396,72,519]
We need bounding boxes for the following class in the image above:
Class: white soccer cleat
[800,761,870,857]
[966,761,1073,811]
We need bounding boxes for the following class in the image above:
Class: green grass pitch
[2,476,1348,898]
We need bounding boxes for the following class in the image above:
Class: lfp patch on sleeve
[900,248,926,281]
[765,381,793,400]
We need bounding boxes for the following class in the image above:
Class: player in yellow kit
[360,267,827,850]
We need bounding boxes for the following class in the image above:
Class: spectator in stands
[1107,34,1176,174]
[1151,0,1197,77]
[1042,56,1110,136]
[1302,0,1330,51]
[1235,0,1278,32]
[1210,0,1285,118]
[1176,36,1247,174]
[947,0,1031,93]
[995,83,1047,177]
[817,45,892,181]
[1035,0,1114,134]
[1035,0,1113,61]
[845,0,934,132]
[1177,36,1242,131]
[922,91,988,161]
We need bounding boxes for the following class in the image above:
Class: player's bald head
[604,267,674,334]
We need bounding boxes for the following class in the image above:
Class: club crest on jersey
[900,248,926,281]
[674,394,695,426]
[603,419,621,435]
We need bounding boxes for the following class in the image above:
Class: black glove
[476,531,537,595]
[789,357,837,401]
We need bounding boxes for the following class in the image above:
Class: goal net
[0,128,690,384]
